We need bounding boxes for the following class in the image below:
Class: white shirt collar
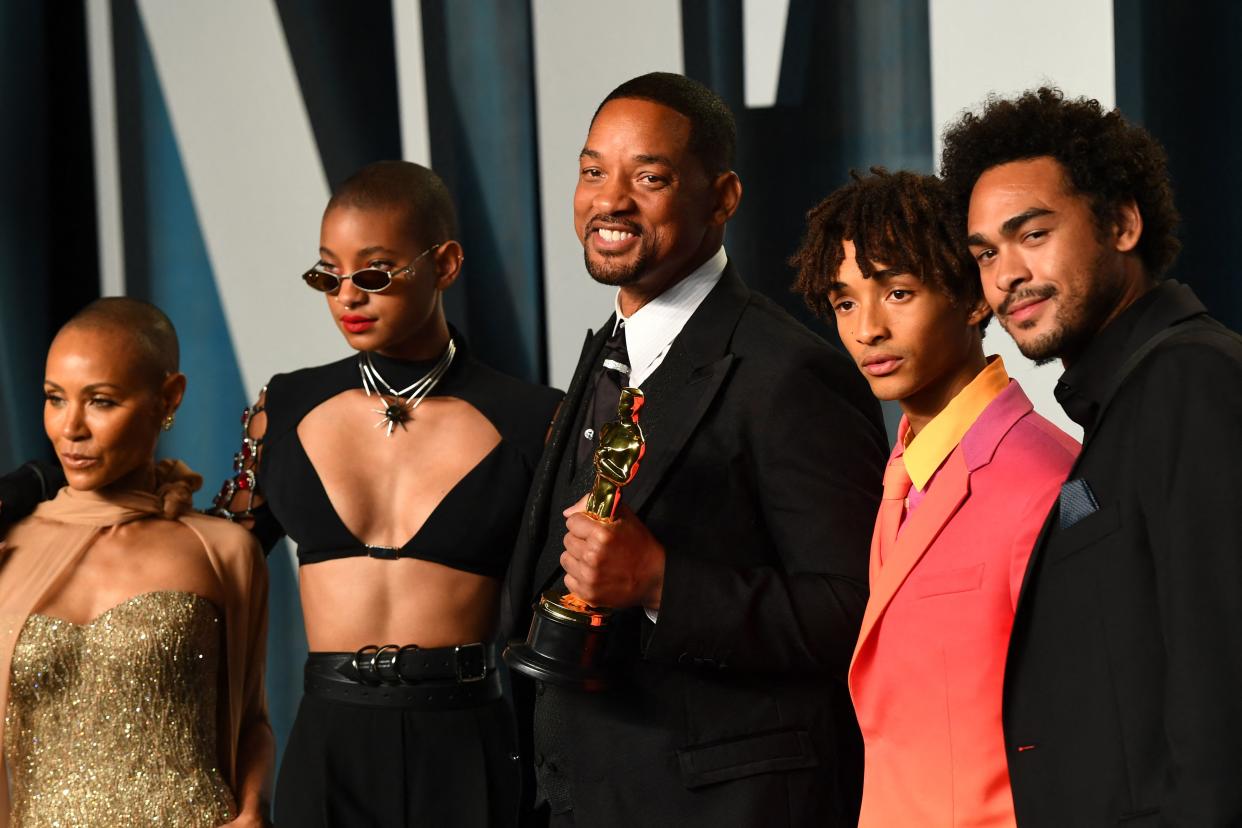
[611,246,728,387]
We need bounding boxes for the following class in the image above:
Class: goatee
[1003,252,1122,365]
[584,247,651,287]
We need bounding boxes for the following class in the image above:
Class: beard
[584,244,652,286]
[582,218,653,286]
[1000,252,1122,365]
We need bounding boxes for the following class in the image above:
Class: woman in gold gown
[0,299,272,827]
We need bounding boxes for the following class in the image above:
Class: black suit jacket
[1003,281,1242,826]
[501,264,887,827]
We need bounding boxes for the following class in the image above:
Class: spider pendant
[373,398,413,437]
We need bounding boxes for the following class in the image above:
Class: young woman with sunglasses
[211,161,561,826]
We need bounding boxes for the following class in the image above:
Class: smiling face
[43,326,181,492]
[967,156,1144,365]
[573,98,739,305]
[829,240,987,421]
[317,205,460,360]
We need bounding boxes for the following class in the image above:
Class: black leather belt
[303,643,502,709]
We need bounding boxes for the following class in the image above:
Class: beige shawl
[0,460,269,825]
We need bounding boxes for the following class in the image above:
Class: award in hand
[504,387,646,692]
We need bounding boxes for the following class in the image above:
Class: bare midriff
[299,556,500,651]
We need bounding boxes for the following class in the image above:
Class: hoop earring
[162,413,176,432]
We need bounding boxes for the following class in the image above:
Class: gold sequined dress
[4,591,236,827]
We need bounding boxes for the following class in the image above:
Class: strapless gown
[5,591,236,827]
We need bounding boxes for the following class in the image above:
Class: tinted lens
[303,269,340,292]
[351,268,393,292]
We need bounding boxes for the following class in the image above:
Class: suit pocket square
[1058,478,1099,529]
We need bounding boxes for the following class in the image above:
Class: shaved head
[61,297,179,385]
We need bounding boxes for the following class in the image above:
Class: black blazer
[502,265,887,827]
[1003,282,1242,826]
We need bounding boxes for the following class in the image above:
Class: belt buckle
[455,643,488,683]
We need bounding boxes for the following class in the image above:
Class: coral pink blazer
[849,382,1078,827]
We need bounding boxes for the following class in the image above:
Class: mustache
[998,284,1057,317]
[587,215,642,235]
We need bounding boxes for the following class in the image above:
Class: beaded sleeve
[209,389,267,524]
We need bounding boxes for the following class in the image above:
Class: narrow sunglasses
[302,243,441,293]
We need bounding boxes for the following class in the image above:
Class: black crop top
[228,339,560,579]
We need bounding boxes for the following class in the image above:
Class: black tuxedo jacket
[501,265,887,827]
[1003,282,1242,826]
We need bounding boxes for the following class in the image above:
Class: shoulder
[996,410,1080,478]
[265,355,356,399]
[178,511,265,563]
[1110,317,1242,422]
[1137,317,1242,380]
[463,357,562,414]
[262,355,356,434]
[728,293,855,375]
[457,357,562,463]
[971,411,1076,528]
[2,515,61,556]
[728,293,874,409]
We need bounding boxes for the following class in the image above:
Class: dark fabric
[1004,281,1242,826]
[274,690,521,827]
[501,263,887,828]
[1052,283,1169,433]
[575,323,630,468]
[529,402,601,815]
[256,335,561,575]
[0,461,65,532]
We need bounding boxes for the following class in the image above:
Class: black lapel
[507,324,611,619]
[621,264,749,515]
[524,264,750,604]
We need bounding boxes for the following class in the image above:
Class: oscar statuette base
[504,590,612,692]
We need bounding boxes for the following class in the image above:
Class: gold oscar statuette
[504,387,647,691]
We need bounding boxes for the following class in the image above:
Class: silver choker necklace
[358,339,456,437]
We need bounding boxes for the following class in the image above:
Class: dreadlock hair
[939,86,1180,278]
[790,167,987,329]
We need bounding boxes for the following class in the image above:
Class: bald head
[61,297,179,385]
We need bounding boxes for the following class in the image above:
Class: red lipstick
[341,315,376,334]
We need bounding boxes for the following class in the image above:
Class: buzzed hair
[596,72,736,175]
[326,160,458,247]
[64,297,179,381]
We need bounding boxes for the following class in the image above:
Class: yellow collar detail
[902,356,1009,491]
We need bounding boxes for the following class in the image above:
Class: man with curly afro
[941,87,1242,826]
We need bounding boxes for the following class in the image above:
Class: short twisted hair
[791,167,986,326]
[940,87,1180,277]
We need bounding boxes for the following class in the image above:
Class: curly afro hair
[790,167,987,329]
[939,87,1180,278]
